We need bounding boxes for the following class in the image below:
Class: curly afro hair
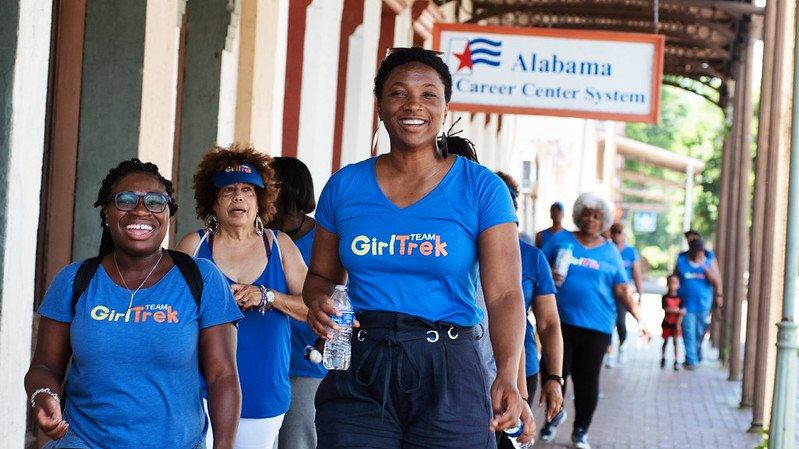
[192,145,279,224]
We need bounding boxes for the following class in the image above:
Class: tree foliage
[624,85,727,269]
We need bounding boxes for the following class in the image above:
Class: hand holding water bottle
[323,285,355,370]
[504,401,536,448]
[552,244,573,287]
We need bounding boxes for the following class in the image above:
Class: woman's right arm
[303,226,347,339]
[175,232,202,256]
[25,318,72,439]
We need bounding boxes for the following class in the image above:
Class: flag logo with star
[451,37,502,73]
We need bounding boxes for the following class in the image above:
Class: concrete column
[0,1,53,447]
[174,0,234,239]
[751,0,795,430]
[72,1,147,260]
[217,0,241,146]
[138,0,183,177]
[730,33,755,382]
[743,8,777,410]
[235,0,289,152]
[296,0,344,197]
[339,0,382,169]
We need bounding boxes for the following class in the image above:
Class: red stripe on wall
[281,0,313,157]
[372,5,398,155]
[331,0,365,172]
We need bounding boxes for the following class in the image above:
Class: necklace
[285,215,307,236]
[114,249,164,310]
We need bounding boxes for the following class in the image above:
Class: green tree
[624,85,727,270]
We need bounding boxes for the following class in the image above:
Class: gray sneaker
[539,409,567,442]
[572,427,590,449]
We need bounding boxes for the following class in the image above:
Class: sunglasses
[109,191,171,213]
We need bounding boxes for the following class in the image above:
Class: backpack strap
[71,256,104,313]
[167,249,203,308]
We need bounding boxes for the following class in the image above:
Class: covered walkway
[533,290,763,449]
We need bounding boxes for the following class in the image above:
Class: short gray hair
[572,192,615,232]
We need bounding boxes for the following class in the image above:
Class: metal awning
[437,0,761,107]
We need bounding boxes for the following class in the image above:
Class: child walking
[661,274,685,371]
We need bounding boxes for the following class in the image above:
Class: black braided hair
[93,158,177,257]
[445,136,479,163]
[373,47,452,103]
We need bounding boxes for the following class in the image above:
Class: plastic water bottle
[555,244,573,280]
[504,420,534,448]
[323,285,354,370]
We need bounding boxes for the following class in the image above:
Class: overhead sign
[432,23,665,123]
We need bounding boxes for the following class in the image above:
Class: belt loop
[447,326,459,340]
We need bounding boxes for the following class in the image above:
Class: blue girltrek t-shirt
[315,155,517,326]
[520,240,556,376]
[542,231,628,334]
[619,245,638,283]
[538,228,562,249]
[39,257,242,449]
[288,228,327,378]
[196,230,292,418]
[676,253,714,313]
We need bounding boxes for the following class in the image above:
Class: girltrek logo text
[90,303,180,323]
[350,233,448,257]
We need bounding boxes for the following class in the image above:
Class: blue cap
[211,164,265,188]
[551,201,564,211]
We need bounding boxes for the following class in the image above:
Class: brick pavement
[528,292,763,449]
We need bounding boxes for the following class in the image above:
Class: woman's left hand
[516,400,536,445]
[489,376,524,432]
[231,283,262,310]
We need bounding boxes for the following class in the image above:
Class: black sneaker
[539,409,567,442]
[673,361,679,371]
[660,357,666,368]
[572,427,591,449]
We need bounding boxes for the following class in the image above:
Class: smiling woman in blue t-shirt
[540,192,648,449]
[26,159,243,449]
[303,47,530,449]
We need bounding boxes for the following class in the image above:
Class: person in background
[539,192,648,449]
[606,222,644,366]
[661,274,684,371]
[536,202,565,249]
[494,171,565,449]
[27,159,242,449]
[674,238,721,370]
[304,47,530,449]
[270,157,323,449]
[176,146,308,449]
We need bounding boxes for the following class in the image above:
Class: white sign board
[433,24,665,123]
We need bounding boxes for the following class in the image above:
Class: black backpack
[71,249,204,310]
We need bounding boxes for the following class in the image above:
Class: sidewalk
[529,292,763,449]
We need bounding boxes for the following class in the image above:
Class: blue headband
[211,164,265,188]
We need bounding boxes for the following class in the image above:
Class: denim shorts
[315,311,496,449]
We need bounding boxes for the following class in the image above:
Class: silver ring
[447,327,459,340]
[426,330,440,343]
[357,329,366,342]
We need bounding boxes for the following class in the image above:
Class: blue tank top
[288,228,327,378]
[196,229,291,418]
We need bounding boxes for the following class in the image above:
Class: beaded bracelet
[30,387,60,409]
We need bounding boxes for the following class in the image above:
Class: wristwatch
[258,286,276,314]
[545,374,565,387]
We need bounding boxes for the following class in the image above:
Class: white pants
[204,399,285,449]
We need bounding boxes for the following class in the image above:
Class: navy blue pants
[315,311,496,449]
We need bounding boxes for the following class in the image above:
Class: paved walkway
[529,292,763,449]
